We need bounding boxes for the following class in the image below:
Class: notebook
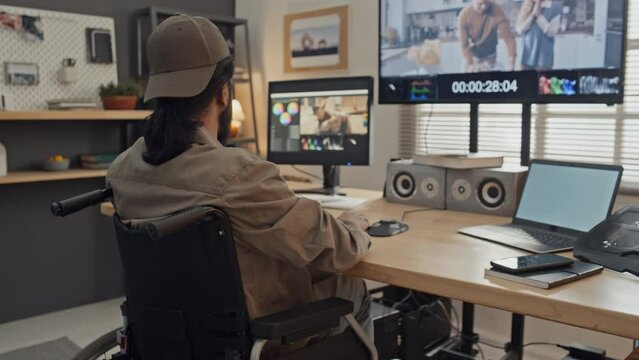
[413,152,503,169]
[484,261,604,289]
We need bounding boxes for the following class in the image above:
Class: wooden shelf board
[0,110,152,121]
[0,169,107,185]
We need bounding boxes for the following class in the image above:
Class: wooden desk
[100,189,639,340]
[352,200,639,339]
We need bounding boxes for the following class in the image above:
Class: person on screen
[313,104,352,134]
[517,0,562,70]
[301,32,315,51]
[458,0,517,72]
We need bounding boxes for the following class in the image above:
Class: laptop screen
[515,162,622,233]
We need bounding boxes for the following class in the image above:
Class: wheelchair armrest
[250,298,353,343]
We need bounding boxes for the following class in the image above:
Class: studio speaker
[384,160,446,209]
[446,167,527,216]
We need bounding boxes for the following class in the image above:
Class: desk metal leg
[503,313,525,360]
[461,302,476,355]
[428,303,525,360]
[426,302,475,359]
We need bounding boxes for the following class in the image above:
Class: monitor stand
[294,165,346,196]
[468,102,532,166]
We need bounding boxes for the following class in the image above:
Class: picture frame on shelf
[4,62,39,86]
[283,5,349,73]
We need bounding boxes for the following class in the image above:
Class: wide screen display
[379,0,627,103]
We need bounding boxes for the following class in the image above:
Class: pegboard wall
[0,5,118,110]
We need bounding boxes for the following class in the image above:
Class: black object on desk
[368,219,409,237]
[490,253,574,274]
[575,205,639,277]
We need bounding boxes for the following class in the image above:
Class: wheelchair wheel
[71,328,119,360]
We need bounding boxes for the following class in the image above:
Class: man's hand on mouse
[339,211,370,231]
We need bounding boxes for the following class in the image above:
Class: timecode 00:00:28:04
[451,79,519,94]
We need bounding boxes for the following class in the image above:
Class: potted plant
[99,82,139,110]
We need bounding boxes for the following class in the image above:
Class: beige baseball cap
[144,14,230,102]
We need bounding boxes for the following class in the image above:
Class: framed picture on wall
[284,5,349,73]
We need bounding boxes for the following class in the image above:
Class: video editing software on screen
[269,88,370,165]
[379,0,626,103]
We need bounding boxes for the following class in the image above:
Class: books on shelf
[81,153,118,170]
[81,162,111,169]
[484,261,604,289]
[81,154,118,163]
[413,152,504,169]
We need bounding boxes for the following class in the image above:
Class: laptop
[458,160,623,253]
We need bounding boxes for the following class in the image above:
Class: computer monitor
[379,0,628,104]
[267,77,374,195]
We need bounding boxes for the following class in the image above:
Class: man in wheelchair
[105,14,373,358]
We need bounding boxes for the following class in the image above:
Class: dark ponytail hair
[142,57,235,165]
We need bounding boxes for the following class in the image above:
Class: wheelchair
[51,189,378,360]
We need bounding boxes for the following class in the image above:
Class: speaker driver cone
[451,179,471,201]
[420,177,440,199]
[392,172,416,199]
[478,178,505,208]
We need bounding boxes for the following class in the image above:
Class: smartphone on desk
[490,254,574,274]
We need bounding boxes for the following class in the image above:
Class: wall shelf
[0,169,107,185]
[0,110,152,121]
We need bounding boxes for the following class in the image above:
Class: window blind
[403,0,639,191]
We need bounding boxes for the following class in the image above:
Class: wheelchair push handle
[51,188,113,217]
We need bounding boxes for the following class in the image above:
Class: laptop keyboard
[488,225,576,248]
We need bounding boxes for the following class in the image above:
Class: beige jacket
[106,128,371,319]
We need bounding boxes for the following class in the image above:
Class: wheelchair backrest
[113,206,250,360]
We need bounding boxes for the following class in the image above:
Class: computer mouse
[368,219,409,237]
